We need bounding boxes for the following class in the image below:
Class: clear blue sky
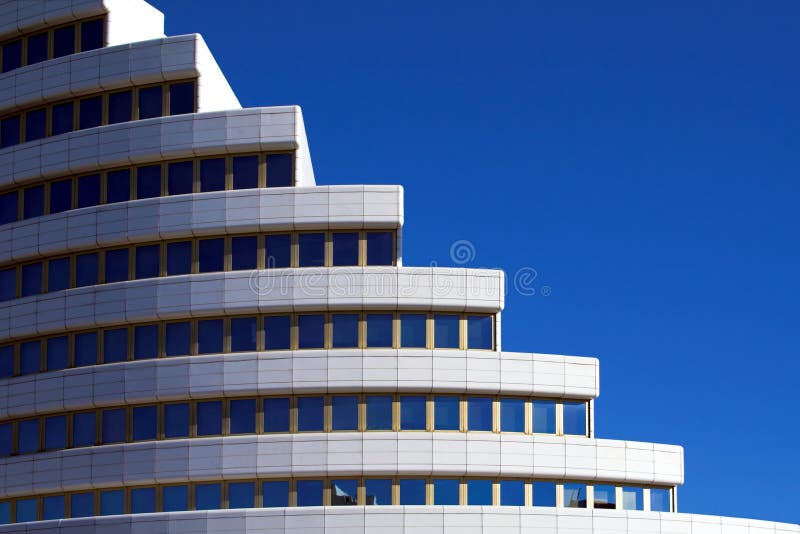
[151,0,799,523]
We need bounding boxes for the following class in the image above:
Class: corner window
[650,488,672,512]
[467,315,493,349]
[563,401,587,436]
[266,153,293,187]
[80,19,104,51]
[366,231,393,265]
[169,82,195,116]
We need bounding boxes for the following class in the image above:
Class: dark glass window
[74,331,97,367]
[264,315,291,350]
[44,415,67,450]
[366,395,392,430]
[296,480,323,507]
[265,234,291,268]
[79,96,102,130]
[132,405,157,441]
[49,179,73,214]
[70,492,94,518]
[0,346,14,378]
[501,398,525,432]
[165,321,191,356]
[332,232,358,266]
[434,314,460,348]
[563,401,587,436]
[164,403,190,438]
[53,25,76,58]
[263,397,290,432]
[42,495,65,520]
[134,324,158,360]
[27,32,48,64]
[467,315,493,350]
[131,487,156,514]
[199,157,225,192]
[16,499,37,523]
[399,479,426,505]
[0,501,9,524]
[166,241,192,275]
[21,262,42,297]
[0,423,11,456]
[51,102,75,135]
[500,480,525,506]
[20,340,41,375]
[72,411,96,447]
[102,408,126,443]
[168,160,193,195]
[297,396,324,431]
[593,484,616,509]
[331,479,358,506]
[366,313,392,347]
[138,85,163,119]
[434,396,459,430]
[100,489,124,515]
[48,257,70,292]
[76,253,99,286]
[232,155,258,189]
[231,235,258,270]
[230,316,257,352]
[229,482,255,509]
[18,418,40,453]
[77,173,101,208]
[162,485,188,512]
[366,232,393,265]
[298,233,324,267]
[108,90,132,124]
[332,313,358,348]
[0,268,15,302]
[136,165,161,199]
[467,397,492,431]
[230,398,256,434]
[46,336,69,371]
[262,481,289,508]
[400,395,426,430]
[400,313,426,348]
[467,479,492,505]
[650,489,671,512]
[135,244,160,279]
[23,185,45,219]
[532,481,557,507]
[169,82,195,115]
[365,479,392,506]
[80,19,104,51]
[266,153,293,187]
[197,318,223,354]
[198,238,224,272]
[297,314,324,349]
[103,328,128,363]
[564,482,587,508]
[106,168,131,203]
[331,395,358,431]
[0,191,18,224]
[195,483,222,510]
[0,115,20,148]
[197,401,223,435]
[104,248,129,283]
[25,108,47,141]
[532,400,556,434]
[1,40,22,73]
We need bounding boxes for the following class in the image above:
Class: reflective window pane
[18,419,40,453]
[102,408,126,443]
[0,346,13,378]
[79,96,102,130]
[0,501,7,524]
[622,487,643,511]
[296,480,323,506]
[25,108,46,141]
[332,232,358,266]
[229,482,255,509]
[106,168,131,203]
[563,401,587,436]
[75,252,99,287]
[104,248,129,283]
[73,411,96,447]
[365,479,392,506]
[164,403,190,438]
[650,488,671,512]
[262,481,289,508]
[20,340,41,375]
[51,102,74,136]
[77,173,101,208]
[332,313,358,348]
[0,269,14,302]
[42,495,65,520]
[564,482,587,508]
[21,262,42,297]
[135,244,160,279]
[298,233,324,267]
[0,191,18,224]
[169,82,195,115]
[399,479,426,505]
[197,319,223,354]
[297,314,324,349]
[400,313,426,348]
[2,41,22,73]
[467,315,493,349]
[167,160,193,195]
[366,232,393,265]
[70,492,94,518]
[15,498,37,523]
[467,479,492,505]
[53,25,76,58]
[27,32,48,64]
[532,400,556,434]
[80,19,104,51]
[232,155,258,189]
[297,396,324,431]
[434,396,459,430]
[134,324,158,360]
[265,234,291,268]
[500,480,525,506]
[49,178,73,214]
[165,321,191,356]
[44,415,67,451]
[166,241,192,275]
[366,395,392,430]
[0,423,11,456]
[331,396,358,431]
[400,395,426,430]
[532,481,557,507]
[198,238,224,272]
[131,487,156,514]
[48,257,70,292]
[231,317,257,352]
[500,398,525,432]
[467,397,492,431]
[366,313,392,347]
[162,485,189,512]
[138,85,163,119]
[263,397,290,432]
[195,483,222,510]
[24,185,44,219]
[0,115,20,148]
[264,315,291,350]
[230,399,256,434]
[231,236,258,270]
[433,479,459,505]
[136,165,161,199]
[434,314,460,348]
[197,400,223,436]
[200,157,225,192]
[330,479,357,506]
[132,405,157,441]
[108,90,132,124]
[593,484,616,509]
[266,153,293,187]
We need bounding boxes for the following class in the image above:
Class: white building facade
[0,1,795,532]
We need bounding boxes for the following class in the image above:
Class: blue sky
[151,0,799,523]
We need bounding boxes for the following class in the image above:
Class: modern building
[0,1,795,532]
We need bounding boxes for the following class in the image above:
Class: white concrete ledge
[0,434,684,497]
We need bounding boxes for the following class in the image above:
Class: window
[332,232,358,266]
[42,495,64,520]
[231,317,257,352]
[80,19,104,51]
[50,179,73,213]
[434,314,460,348]
[198,238,224,272]
[593,484,616,509]
[532,400,556,434]
[365,479,392,506]
[52,102,75,135]
[263,398,291,432]
[0,346,13,378]
[15,498,37,523]
[331,396,358,431]
[434,396,459,430]
[433,479,459,505]
[162,485,189,512]
[500,398,525,432]
[131,487,156,514]
[136,165,161,199]
[70,492,94,518]
[27,32,48,64]
[77,173,101,208]
[25,108,47,141]
[105,248,129,283]
[0,501,8,524]
[500,480,525,506]
[297,314,324,349]
[0,115,20,148]
[262,481,289,508]
[330,479,358,505]
[132,405,157,441]
[231,236,258,270]
[467,397,492,431]
[366,313,392,347]
[0,424,11,456]
[366,395,392,430]
[20,340,41,375]
[44,415,67,451]
[400,313,426,348]
[108,90,132,124]
[197,319,223,354]
[168,160,194,195]
[297,396,324,431]
[366,232,393,265]
[53,25,76,58]
[106,168,131,203]
[0,191,17,224]
[75,252,99,287]
[230,399,256,434]
[197,401,223,436]
[400,395,426,430]
[564,482,587,508]
[73,411,96,447]
[2,41,22,73]
[102,408,126,444]
[79,96,102,130]
[266,153,293,187]
[563,401,587,436]
[102,328,127,364]
[298,233,325,267]
[135,244,160,279]
[166,240,192,276]
[17,419,39,454]
[23,185,44,219]
[199,157,225,192]
[265,234,291,268]
[650,488,671,512]
[532,481,556,507]
[332,313,358,348]
[622,487,643,511]
[169,82,195,115]
[399,479,426,505]
[296,480,323,506]
[21,262,42,297]
[264,315,291,350]
[0,269,14,302]
[165,321,191,356]
[467,315,493,349]
[133,324,158,360]
[195,483,222,510]
[48,257,70,292]
[229,482,256,509]
[467,479,493,505]
[232,155,258,189]
[139,85,163,119]
[164,403,190,438]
